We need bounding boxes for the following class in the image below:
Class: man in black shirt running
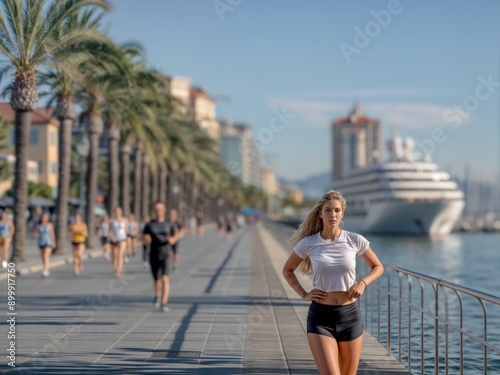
[143,201,180,312]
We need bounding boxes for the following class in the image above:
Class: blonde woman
[282,190,383,375]
[110,207,128,278]
[68,213,88,275]
[0,211,14,268]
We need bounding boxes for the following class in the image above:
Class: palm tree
[0,0,110,261]
[0,115,11,180]
[40,7,112,255]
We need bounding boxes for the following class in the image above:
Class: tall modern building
[220,120,261,188]
[331,105,381,180]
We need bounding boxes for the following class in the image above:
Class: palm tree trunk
[107,124,120,214]
[120,141,132,216]
[85,112,103,248]
[158,164,167,203]
[54,97,76,255]
[141,154,150,218]
[12,111,31,261]
[133,142,143,217]
[151,163,159,203]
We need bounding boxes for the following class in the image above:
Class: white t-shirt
[293,230,370,292]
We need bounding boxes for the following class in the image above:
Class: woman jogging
[34,212,56,278]
[282,190,383,375]
[68,213,88,276]
[110,207,128,278]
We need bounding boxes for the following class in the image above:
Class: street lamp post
[76,134,89,219]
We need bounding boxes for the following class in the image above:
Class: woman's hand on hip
[348,281,366,300]
[303,288,328,302]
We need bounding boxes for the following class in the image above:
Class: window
[51,162,57,175]
[29,129,39,145]
[38,161,43,174]
[50,131,57,146]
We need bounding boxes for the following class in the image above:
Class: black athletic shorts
[307,301,363,342]
[101,236,109,245]
[149,254,170,280]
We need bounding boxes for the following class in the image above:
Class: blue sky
[106,0,500,182]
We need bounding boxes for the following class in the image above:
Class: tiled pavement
[0,224,411,374]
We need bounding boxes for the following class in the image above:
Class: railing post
[434,283,439,375]
[407,274,412,370]
[387,271,391,357]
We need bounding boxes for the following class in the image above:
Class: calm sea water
[367,232,500,297]
[269,223,500,374]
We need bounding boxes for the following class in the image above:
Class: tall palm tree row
[0,0,111,260]
[0,0,249,257]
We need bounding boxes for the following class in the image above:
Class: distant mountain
[279,171,332,199]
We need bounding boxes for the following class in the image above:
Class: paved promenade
[0,224,411,374]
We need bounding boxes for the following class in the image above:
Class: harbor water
[269,222,500,374]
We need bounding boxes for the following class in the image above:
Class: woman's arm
[348,247,384,299]
[9,221,15,235]
[282,252,327,302]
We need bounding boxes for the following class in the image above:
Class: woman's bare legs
[307,333,341,375]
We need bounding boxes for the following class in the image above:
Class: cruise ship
[334,133,465,236]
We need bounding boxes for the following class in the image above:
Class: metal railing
[359,263,500,375]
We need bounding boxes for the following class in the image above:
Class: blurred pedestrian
[169,208,185,272]
[143,201,180,312]
[0,211,14,268]
[110,207,128,278]
[126,213,139,259]
[34,212,55,278]
[196,211,204,238]
[98,215,111,261]
[140,215,151,268]
[68,213,88,275]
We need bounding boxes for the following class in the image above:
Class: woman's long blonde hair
[288,190,346,275]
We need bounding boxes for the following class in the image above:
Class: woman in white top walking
[282,190,384,375]
[110,207,129,278]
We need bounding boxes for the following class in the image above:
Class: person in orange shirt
[68,213,88,275]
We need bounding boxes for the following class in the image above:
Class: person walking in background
[224,211,234,241]
[217,214,224,237]
[126,213,139,259]
[140,215,151,268]
[195,211,204,238]
[0,211,14,268]
[110,207,129,278]
[99,215,111,261]
[34,212,55,278]
[188,214,196,238]
[68,213,88,276]
[143,201,180,312]
[169,208,185,272]
[282,190,384,375]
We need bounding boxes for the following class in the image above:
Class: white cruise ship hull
[343,199,465,236]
